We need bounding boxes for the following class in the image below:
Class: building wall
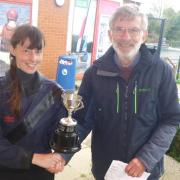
[38,0,70,79]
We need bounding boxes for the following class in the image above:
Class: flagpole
[76,0,92,53]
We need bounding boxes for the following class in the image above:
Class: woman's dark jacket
[0,71,66,179]
[75,44,180,179]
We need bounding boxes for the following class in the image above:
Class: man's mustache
[114,41,134,46]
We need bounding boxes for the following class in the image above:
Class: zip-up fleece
[75,44,180,179]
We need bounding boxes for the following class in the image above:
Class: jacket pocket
[138,88,158,125]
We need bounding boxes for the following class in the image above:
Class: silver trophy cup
[50,92,83,153]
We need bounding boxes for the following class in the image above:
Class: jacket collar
[3,70,45,94]
[93,44,154,74]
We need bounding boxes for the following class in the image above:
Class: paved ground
[55,134,93,180]
[55,134,180,180]
[160,156,180,180]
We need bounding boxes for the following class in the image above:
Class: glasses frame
[111,27,143,36]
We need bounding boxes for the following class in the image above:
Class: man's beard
[112,40,142,62]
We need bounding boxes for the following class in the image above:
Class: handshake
[32,152,66,173]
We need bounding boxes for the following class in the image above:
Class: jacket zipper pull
[116,82,120,114]
[134,81,138,114]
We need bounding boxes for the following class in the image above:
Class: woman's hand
[46,154,65,173]
[32,153,65,173]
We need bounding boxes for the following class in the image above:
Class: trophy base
[50,123,81,154]
[50,141,81,153]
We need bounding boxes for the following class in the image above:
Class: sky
[140,0,180,14]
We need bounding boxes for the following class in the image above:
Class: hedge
[167,127,180,162]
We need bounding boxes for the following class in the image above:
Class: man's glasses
[111,27,142,36]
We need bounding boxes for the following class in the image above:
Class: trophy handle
[75,100,84,111]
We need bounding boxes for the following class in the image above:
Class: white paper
[104,160,150,180]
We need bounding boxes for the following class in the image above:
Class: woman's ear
[9,46,16,56]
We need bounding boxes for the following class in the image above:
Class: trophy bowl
[50,92,83,153]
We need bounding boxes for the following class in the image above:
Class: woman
[0,24,66,180]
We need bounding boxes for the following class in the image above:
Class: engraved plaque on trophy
[50,92,83,153]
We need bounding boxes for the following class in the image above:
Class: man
[73,5,180,180]
[0,9,18,52]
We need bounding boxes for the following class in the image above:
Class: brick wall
[38,0,70,79]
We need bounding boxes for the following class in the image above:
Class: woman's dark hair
[9,24,45,117]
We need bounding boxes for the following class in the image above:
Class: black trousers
[0,165,54,180]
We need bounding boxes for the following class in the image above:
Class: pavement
[55,134,180,180]
[55,134,94,180]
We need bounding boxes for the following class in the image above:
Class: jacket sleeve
[0,125,33,169]
[136,63,180,172]
[0,81,32,169]
[74,66,94,141]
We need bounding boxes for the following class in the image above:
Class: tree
[147,15,161,43]
[148,0,165,18]
[163,8,180,47]
[147,7,180,48]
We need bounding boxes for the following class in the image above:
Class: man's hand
[125,157,145,177]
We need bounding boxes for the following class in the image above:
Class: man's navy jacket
[75,44,180,179]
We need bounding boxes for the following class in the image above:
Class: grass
[80,174,87,178]
[176,79,180,84]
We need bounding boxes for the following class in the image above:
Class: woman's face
[10,38,44,74]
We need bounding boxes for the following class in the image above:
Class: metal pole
[157,18,166,56]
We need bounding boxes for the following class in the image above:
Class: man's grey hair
[109,4,148,31]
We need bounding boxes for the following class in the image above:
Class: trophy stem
[67,110,73,124]
[68,110,72,119]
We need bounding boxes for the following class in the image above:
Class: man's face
[109,16,147,61]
